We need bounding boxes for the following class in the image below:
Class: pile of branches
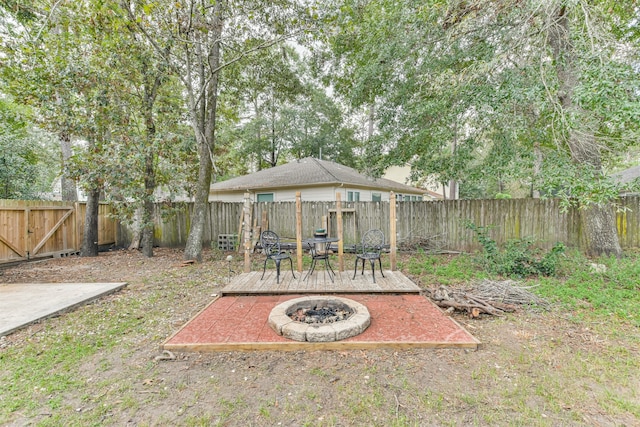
[426,279,550,318]
[398,233,449,253]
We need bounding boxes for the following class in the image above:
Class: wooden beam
[295,192,303,272]
[243,193,251,273]
[0,233,25,257]
[24,208,31,259]
[336,191,344,271]
[31,208,74,256]
[74,202,81,253]
[163,341,479,353]
[390,192,397,271]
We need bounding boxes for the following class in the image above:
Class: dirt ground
[1,248,638,426]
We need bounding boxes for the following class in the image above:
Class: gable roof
[210,157,427,195]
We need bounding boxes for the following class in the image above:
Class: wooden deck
[167,267,482,352]
[220,269,421,295]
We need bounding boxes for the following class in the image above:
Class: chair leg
[378,257,385,278]
[287,257,296,279]
[275,259,282,284]
[360,259,366,275]
[352,257,359,279]
[261,259,269,280]
[369,259,376,283]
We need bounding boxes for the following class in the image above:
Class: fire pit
[268,296,370,342]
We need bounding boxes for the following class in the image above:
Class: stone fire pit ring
[268,296,371,342]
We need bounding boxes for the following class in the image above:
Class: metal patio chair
[260,230,296,284]
[353,229,386,283]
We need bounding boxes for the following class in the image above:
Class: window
[372,192,382,202]
[257,193,274,202]
[404,195,411,201]
[347,191,360,202]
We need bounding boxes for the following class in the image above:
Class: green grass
[402,251,488,285]
[1,250,639,426]
[402,250,640,423]
[536,251,640,326]
[406,249,640,327]
[0,266,219,425]
[0,316,134,417]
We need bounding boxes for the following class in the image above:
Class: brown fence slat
[1,195,633,259]
[1,200,116,264]
[30,208,74,256]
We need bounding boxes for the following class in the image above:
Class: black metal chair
[353,229,385,283]
[260,231,296,284]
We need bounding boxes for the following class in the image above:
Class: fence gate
[0,206,78,263]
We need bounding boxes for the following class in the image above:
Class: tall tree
[325,0,640,256]
[545,3,618,256]
[233,47,358,170]
[124,0,315,261]
[3,1,193,257]
[0,98,58,199]
[104,12,184,258]
[286,84,359,166]
[234,45,305,169]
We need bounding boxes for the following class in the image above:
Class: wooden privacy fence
[0,200,116,264]
[117,195,640,253]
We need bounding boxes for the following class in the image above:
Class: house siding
[209,185,424,203]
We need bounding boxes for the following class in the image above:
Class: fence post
[243,193,251,273]
[389,192,397,271]
[296,192,303,272]
[336,191,344,271]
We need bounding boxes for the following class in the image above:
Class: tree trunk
[141,148,155,257]
[184,141,213,261]
[141,205,154,256]
[140,72,160,257]
[184,5,223,262]
[581,204,621,257]
[547,4,621,257]
[59,131,77,201]
[448,180,457,200]
[367,103,375,138]
[128,207,143,250]
[449,121,458,200]
[81,187,100,257]
[269,98,277,167]
[532,141,542,198]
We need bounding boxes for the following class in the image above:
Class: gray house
[209,157,432,202]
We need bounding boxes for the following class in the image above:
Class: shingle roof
[613,165,640,184]
[210,157,426,194]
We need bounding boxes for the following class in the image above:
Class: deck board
[221,269,420,295]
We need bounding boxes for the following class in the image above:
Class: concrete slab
[0,282,127,336]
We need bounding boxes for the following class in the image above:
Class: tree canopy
[1,0,639,257]
[323,0,640,200]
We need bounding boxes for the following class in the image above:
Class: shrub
[465,222,565,277]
